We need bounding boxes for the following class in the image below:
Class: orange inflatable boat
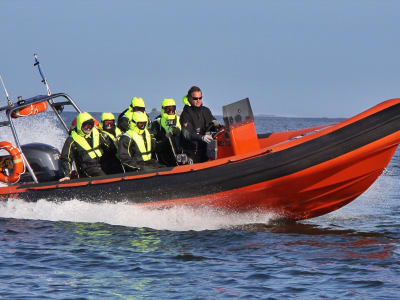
[1,93,400,221]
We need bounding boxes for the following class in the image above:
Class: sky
[0,0,400,118]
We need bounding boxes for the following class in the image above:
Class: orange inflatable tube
[0,141,24,183]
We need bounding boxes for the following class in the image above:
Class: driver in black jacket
[180,86,220,163]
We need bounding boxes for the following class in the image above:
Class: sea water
[0,112,399,299]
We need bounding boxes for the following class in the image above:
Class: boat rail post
[44,93,82,176]
[6,110,39,183]
[46,93,82,133]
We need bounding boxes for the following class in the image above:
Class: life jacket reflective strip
[116,127,122,137]
[124,129,152,161]
[102,127,122,144]
[157,115,181,133]
[71,128,102,159]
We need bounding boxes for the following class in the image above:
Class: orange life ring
[0,141,24,183]
[11,101,48,118]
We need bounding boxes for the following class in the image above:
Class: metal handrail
[2,93,81,183]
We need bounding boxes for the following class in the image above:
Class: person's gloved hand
[168,126,181,136]
[172,127,181,135]
[212,120,220,127]
[202,134,213,144]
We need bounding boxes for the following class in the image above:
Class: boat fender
[0,141,25,183]
[11,101,49,118]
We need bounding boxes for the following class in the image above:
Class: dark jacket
[150,117,182,166]
[60,130,117,178]
[117,108,131,132]
[118,131,163,173]
[179,105,216,163]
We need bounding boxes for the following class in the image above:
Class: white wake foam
[0,199,277,231]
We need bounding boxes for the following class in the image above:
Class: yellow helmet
[131,97,145,109]
[161,98,177,121]
[131,111,148,134]
[101,112,116,131]
[101,112,115,121]
[162,98,175,107]
[76,112,95,137]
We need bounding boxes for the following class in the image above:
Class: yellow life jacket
[125,128,152,161]
[124,108,133,122]
[158,115,181,133]
[182,96,191,106]
[71,128,102,159]
[102,127,122,144]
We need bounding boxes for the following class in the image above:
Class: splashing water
[0,112,67,151]
[0,198,277,231]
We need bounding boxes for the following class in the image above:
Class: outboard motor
[20,143,63,182]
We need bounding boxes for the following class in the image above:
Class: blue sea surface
[0,113,399,299]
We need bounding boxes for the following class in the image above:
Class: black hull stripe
[14,103,400,203]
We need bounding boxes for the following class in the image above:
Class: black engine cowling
[20,143,63,182]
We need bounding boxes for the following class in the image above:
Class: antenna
[0,74,13,107]
[33,53,52,96]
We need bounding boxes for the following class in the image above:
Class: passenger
[180,86,220,163]
[69,116,100,134]
[150,98,182,166]
[99,112,124,174]
[59,112,118,181]
[117,97,151,132]
[100,112,122,145]
[118,111,164,172]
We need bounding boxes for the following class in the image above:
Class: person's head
[187,86,202,107]
[131,111,148,134]
[101,112,116,132]
[161,98,177,121]
[130,97,146,112]
[76,112,95,136]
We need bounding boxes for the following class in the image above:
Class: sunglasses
[103,120,115,127]
[191,96,202,101]
[164,105,176,114]
[136,121,147,129]
[82,121,94,128]
[133,106,145,112]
